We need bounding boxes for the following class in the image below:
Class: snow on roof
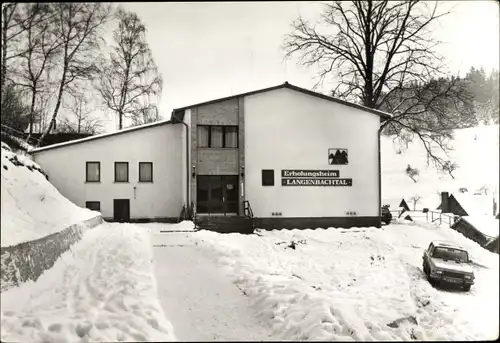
[30,119,173,153]
[461,216,499,238]
[452,193,494,217]
[432,240,464,249]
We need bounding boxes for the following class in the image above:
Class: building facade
[32,82,390,229]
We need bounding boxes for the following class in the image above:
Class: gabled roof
[31,119,173,153]
[170,82,392,122]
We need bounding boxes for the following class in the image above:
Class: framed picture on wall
[328,148,348,165]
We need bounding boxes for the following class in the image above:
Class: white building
[31,82,391,230]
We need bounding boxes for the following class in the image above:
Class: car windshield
[432,247,468,262]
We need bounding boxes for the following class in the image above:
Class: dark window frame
[85,201,101,211]
[86,161,100,182]
[114,162,129,183]
[138,162,153,182]
[197,125,239,148]
[262,169,275,186]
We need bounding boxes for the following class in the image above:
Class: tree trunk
[77,101,82,133]
[1,6,8,93]
[39,67,67,146]
[118,63,131,130]
[26,86,37,141]
[363,0,374,108]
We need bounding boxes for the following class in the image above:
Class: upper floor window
[86,162,100,182]
[197,125,238,148]
[139,162,153,182]
[115,162,129,182]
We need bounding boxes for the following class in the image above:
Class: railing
[390,208,458,227]
[0,124,41,148]
[243,200,254,219]
[243,200,255,230]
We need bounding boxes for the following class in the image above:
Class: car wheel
[463,285,471,292]
[422,262,428,275]
[384,220,390,225]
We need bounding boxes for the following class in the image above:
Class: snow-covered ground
[1,223,175,342]
[189,221,499,341]
[1,142,98,247]
[382,124,499,212]
[151,230,278,341]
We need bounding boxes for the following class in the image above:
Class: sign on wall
[282,170,339,178]
[329,148,348,165]
[282,178,352,186]
[281,169,352,187]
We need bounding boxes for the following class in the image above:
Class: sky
[97,1,500,130]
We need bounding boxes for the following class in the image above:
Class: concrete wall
[197,98,239,125]
[197,149,239,174]
[1,215,102,292]
[33,124,183,220]
[244,87,380,219]
[189,98,243,212]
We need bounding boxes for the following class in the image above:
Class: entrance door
[197,175,238,215]
[113,199,130,222]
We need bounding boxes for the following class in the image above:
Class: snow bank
[193,223,499,341]
[1,143,98,247]
[1,223,176,342]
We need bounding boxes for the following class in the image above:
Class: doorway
[197,175,238,215]
[113,199,130,222]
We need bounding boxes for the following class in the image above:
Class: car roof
[432,241,464,249]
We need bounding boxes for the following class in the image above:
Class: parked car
[422,241,475,291]
[381,205,392,225]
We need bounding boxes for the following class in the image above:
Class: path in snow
[150,230,278,341]
[1,223,175,342]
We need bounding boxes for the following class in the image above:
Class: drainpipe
[171,111,190,208]
[377,124,383,228]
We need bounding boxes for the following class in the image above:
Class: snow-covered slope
[382,124,499,213]
[1,142,98,247]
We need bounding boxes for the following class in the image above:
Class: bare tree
[13,3,63,140]
[131,105,162,126]
[409,195,421,210]
[441,160,458,179]
[283,0,471,170]
[406,164,419,183]
[38,3,111,145]
[60,92,104,134]
[96,8,163,130]
[1,3,48,92]
[0,83,30,132]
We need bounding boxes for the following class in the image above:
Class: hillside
[0,142,98,247]
[382,124,499,213]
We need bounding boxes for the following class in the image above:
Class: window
[197,126,209,148]
[211,126,224,148]
[85,201,100,211]
[432,247,468,262]
[224,126,238,148]
[262,169,274,186]
[139,162,153,182]
[86,162,100,182]
[115,162,129,182]
[197,125,238,148]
